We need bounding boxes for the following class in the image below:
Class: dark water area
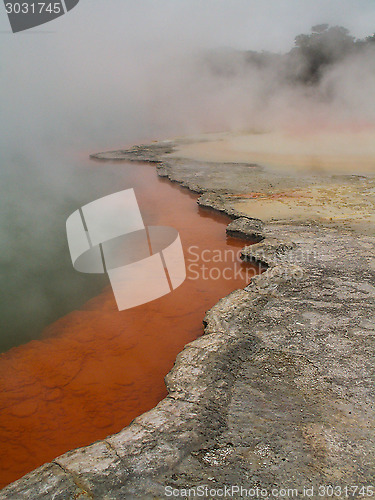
[0,150,149,352]
[0,158,260,488]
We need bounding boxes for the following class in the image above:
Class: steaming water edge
[0,151,259,487]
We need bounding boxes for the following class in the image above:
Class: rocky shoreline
[1,138,374,499]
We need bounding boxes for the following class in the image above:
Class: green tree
[290,25,355,83]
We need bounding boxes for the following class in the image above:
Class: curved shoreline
[1,137,374,498]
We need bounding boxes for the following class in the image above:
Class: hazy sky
[1,0,375,149]
[1,1,375,52]
[86,0,374,52]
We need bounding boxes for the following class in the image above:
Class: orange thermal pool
[0,161,259,487]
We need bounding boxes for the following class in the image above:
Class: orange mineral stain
[0,161,259,488]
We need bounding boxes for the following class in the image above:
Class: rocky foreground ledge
[2,139,374,498]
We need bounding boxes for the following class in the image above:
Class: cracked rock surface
[2,139,374,499]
